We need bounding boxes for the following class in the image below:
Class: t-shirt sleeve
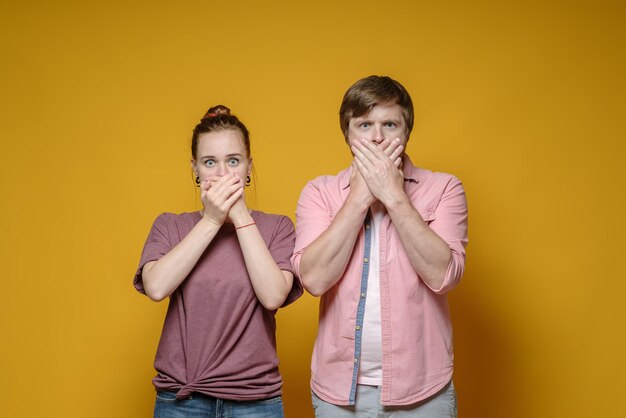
[268,215,302,307]
[133,213,174,294]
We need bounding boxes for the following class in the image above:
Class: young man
[292,76,468,417]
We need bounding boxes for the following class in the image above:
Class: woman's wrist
[230,211,253,228]
[235,221,256,230]
[197,216,223,233]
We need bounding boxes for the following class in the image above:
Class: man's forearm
[299,196,369,296]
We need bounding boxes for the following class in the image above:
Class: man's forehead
[353,103,404,121]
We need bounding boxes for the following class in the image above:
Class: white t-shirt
[357,205,385,386]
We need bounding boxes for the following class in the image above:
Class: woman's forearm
[141,217,221,301]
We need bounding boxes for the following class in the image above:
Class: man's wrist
[345,191,373,215]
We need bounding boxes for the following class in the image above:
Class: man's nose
[372,125,384,144]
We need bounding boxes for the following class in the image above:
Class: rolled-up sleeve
[291,179,334,281]
[426,176,468,294]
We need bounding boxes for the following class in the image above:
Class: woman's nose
[215,162,228,176]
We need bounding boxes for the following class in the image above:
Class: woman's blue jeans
[154,390,284,418]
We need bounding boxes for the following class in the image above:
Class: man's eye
[228,158,239,166]
[204,160,215,167]
[384,122,396,128]
[360,123,370,128]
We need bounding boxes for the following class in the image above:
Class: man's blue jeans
[154,390,284,418]
[312,381,457,418]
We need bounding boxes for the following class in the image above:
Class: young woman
[134,105,301,418]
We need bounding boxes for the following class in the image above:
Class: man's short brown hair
[339,75,414,141]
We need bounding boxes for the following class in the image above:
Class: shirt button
[365,224,370,229]
[354,358,358,363]
[361,292,365,298]
[364,257,369,263]
[356,325,361,330]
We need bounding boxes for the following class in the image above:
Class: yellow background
[1,1,625,417]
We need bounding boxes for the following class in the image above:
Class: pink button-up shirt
[292,155,468,406]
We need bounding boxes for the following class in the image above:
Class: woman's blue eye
[204,160,215,167]
[228,158,239,166]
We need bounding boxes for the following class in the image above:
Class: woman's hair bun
[202,105,231,121]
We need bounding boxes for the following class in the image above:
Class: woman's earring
[195,175,200,187]
[246,175,251,186]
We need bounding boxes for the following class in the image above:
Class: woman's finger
[205,174,239,198]
[224,186,244,208]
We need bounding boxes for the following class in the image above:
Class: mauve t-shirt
[134,210,301,400]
